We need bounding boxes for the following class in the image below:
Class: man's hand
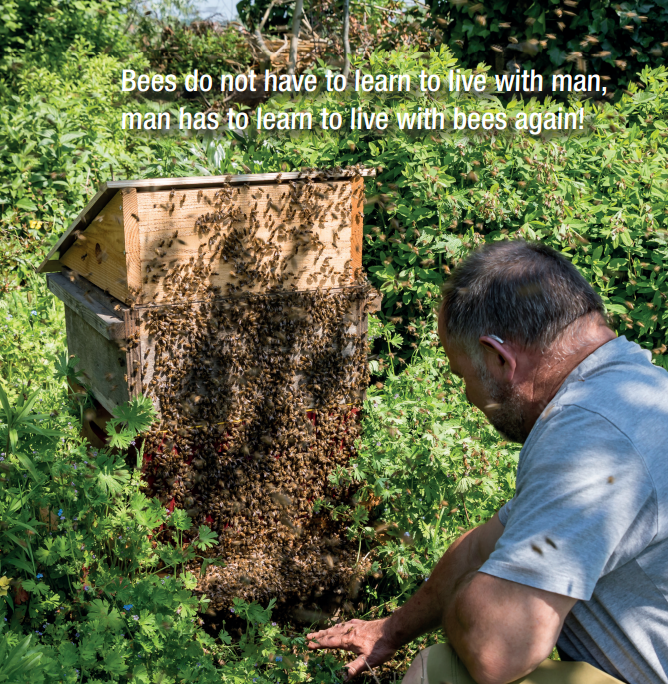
[306,618,398,679]
[306,517,505,679]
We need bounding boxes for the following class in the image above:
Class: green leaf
[59,131,86,144]
[15,197,37,211]
[0,384,11,423]
[103,649,129,675]
[110,396,157,435]
[106,427,134,449]
[168,508,192,532]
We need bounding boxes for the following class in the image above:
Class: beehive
[38,168,380,618]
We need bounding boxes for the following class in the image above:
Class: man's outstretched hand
[306,618,399,679]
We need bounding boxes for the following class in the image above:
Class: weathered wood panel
[64,305,131,415]
[47,273,126,340]
[60,191,130,302]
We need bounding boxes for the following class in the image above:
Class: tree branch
[343,0,352,79]
[288,0,305,76]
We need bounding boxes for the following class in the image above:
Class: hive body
[40,169,379,617]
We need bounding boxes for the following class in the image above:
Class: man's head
[438,240,613,443]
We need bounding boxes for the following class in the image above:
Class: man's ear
[479,336,517,382]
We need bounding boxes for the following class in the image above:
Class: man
[307,240,668,684]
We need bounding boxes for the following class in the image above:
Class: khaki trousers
[401,644,624,684]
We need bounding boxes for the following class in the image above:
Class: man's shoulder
[522,337,668,508]
[541,336,668,453]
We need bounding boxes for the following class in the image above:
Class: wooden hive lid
[37,167,375,303]
[37,168,375,274]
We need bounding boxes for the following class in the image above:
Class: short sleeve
[498,499,513,527]
[480,405,657,600]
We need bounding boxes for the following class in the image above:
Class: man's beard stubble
[477,363,530,444]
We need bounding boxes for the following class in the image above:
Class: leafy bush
[133,16,252,76]
[0,314,350,681]
[2,9,668,679]
[324,313,517,605]
[0,0,133,74]
[429,0,668,90]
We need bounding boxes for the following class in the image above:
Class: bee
[95,244,108,264]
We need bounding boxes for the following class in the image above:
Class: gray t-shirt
[480,335,668,684]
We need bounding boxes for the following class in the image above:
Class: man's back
[481,335,668,684]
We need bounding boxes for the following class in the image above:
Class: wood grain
[59,191,130,302]
[350,175,364,280]
[36,169,375,275]
[64,305,131,414]
[58,179,365,304]
[122,188,142,294]
[134,180,355,303]
[47,273,125,340]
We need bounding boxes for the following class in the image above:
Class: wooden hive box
[38,169,382,615]
[37,168,376,414]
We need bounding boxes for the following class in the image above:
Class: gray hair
[440,240,606,355]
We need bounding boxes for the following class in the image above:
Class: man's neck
[520,316,617,432]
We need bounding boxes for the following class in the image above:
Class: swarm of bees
[133,171,374,619]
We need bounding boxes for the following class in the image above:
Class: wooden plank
[366,289,382,313]
[47,273,126,341]
[350,175,364,281]
[110,168,374,192]
[124,310,143,400]
[64,305,131,414]
[122,188,142,294]
[36,169,375,275]
[135,181,356,304]
[59,191,130,303]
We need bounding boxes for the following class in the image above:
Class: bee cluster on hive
[117,168,377,619]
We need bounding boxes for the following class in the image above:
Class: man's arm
[444,572,576,684]
[306,512,505,677]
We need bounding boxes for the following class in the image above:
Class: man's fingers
[344,655,369,680]
[307,623,357,650]
[306,632,346,650]
[307,625,345,641]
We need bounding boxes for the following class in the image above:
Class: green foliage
[325,313,516,601]
[106,396,157,450]
[0,0,133,74]
[134,15,252,76]
[0,286,350,681]
[221,48,668,369]
[0,383,66,455]
[0,633,45,682]
[2,8,668,679]
[429,0,668,90]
